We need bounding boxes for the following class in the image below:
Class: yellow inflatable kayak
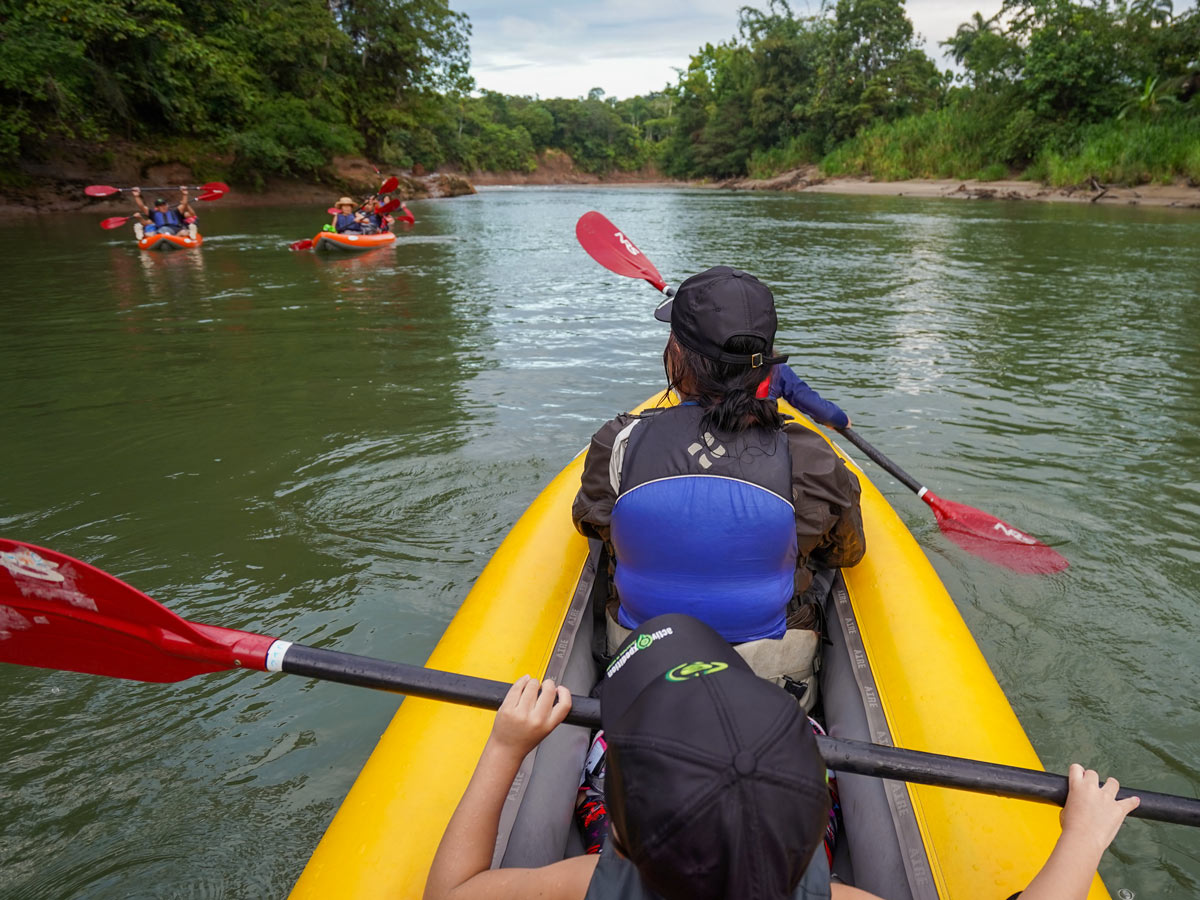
[291,395,1110,900]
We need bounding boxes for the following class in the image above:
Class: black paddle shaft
[838,427,925,495]
[279,643,1200,826]
[281,643,604,727]
[821,737,1200,827]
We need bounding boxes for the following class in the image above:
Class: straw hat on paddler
[335,196,355,209]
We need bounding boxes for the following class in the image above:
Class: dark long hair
[664,334,784,432]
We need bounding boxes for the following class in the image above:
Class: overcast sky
[453,0,1005,99]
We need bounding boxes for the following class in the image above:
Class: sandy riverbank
[5,148,1198,215]
[467,161,1200,209]
[716,165,1200,209]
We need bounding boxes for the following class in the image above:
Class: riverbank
[0,149,475,217]
[717,165,1200,209]
[6,146,1198,215]
[467,159,1200,209]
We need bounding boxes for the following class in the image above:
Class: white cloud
[455,0,1003,99]
[457,0,1198,99]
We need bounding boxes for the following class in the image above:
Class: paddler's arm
[786,425,866,570]
[1014,764,1140,900]
[423,676,598,900]
[131,187,149,216]
[771,364,850,430]
[572,413,638,543]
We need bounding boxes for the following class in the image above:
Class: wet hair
[663,334,784,433]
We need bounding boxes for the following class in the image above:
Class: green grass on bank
[820,107,1004,181]
[1027,116,1200,186]
[818,107,1200,186]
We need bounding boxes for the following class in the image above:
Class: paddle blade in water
[85,185,119,197]
[0,540,273,682]
[99,216,130,230]
[289,239,314,251]
[379,175,399,194]
[576,211,667,291]
[921,491,1069,574]
[397,203,415,224]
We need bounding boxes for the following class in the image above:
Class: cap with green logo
[599,613,829,900]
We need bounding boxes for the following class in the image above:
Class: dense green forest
[1,0,1197,186]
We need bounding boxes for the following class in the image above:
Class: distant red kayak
[311,231,396,252]
[138,233,204,251]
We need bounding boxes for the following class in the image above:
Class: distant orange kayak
[311,231,396,252]
[138,232,203,251]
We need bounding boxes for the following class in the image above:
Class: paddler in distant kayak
[366,195,392,233]
[330,196,371,234]
[131,187,197,241]
[572,266,864,697]
[423,614,1141,900]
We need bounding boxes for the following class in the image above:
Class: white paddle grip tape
[265,640,293,672]
[916,487,928,499]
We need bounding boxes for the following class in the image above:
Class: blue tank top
[609,404,796,643]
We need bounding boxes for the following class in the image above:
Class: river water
[1,188,1198,898]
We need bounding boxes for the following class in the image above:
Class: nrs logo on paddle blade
[613,231,641,256]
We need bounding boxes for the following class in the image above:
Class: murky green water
[1,189,1198,898]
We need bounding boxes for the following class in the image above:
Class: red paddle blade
[377,197,401,215]
[0,540,273,682]
[197,190,225,202]
[86,185,119,197]
[100,216,130,230]
[576,211,667,291]
[201,181,230,194]
[921,492,1069,574]
[397,203,415,224]
[326,207,340,215]
[289,239,314,251]
[379,175,399,194]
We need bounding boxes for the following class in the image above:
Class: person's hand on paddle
[1020,763,1141,900]
[490,675,571,758]
[1060,764,1141,856]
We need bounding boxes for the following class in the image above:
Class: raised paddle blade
[289,239,314,251]
[99,216,131,230]
[201,181,230,194]
[85,185,120,197]
[197,190,225,202]
[379,175,399,194]
[377,197,401,215]
[920,491,1070,574]
[0,540,273,682]
[576,211,668,292]
[326,207,340,215]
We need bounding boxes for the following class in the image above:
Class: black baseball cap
[654,266,789,369]
[600,613,829,900]
[154,198,167,205]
